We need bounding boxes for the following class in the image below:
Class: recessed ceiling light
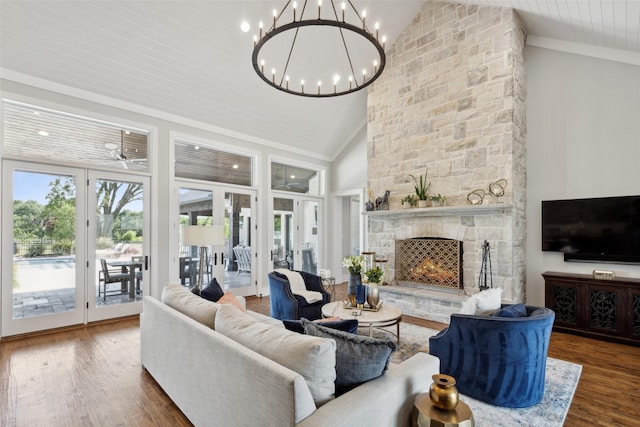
[37,130,49,136]
[33,111,40,115]
[104,143,118,150]
[232,164,239,169]
[240,21,250,32]
[194,146,200,150]
[290,175,295,179]
[124,130,131,135]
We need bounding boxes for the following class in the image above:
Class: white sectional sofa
[140,283,440,427]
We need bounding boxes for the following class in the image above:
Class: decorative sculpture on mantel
[375,190,390,210]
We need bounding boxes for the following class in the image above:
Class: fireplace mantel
[364,203,514,218]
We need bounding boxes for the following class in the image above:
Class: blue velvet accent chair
[429,304,555,408]
[268,270,330,321]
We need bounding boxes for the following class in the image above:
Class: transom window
[174,140,253,186]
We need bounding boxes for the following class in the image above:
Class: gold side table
[413,393,475,427]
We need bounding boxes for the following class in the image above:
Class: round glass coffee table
[321,301,403,342]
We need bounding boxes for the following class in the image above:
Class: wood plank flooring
[1,283,639,426]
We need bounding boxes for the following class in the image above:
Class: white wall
[330,125,367,193]
[526,46,640,306]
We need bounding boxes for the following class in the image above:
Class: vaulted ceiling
[1,1,639,161]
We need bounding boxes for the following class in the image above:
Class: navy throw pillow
[301,318,396,396]
[492,303,528,318]
[200,278,225,302]
[283,318,359,334]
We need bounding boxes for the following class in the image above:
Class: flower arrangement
[401,194,418,207]
[365,266,384,284]
[342,255,366,275]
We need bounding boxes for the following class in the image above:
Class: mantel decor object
[488,179,508,203]
[466,189,485,205]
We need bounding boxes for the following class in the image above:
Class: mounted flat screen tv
[542,195,640,264]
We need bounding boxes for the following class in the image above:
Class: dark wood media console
[543,271,640,346]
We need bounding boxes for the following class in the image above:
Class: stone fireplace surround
[364,2,527,323]
[366,204,521,323]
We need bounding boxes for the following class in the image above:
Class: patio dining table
[107,259,143,298]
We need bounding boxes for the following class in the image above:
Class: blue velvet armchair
[429,304,555,408]
[268,270,329,321]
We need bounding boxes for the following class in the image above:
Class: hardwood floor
[1,283,638,426]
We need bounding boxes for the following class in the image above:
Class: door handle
[144,255,149,270]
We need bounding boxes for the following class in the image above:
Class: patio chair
[179,256,193,286]
[131,256,144,293]
[99,258,130,301]
[233,245,251,275]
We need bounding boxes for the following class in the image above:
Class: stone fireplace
[365,2,527,323]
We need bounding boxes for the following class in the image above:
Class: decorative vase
[367,282,380,309]
[402,202,411,209]
[355,283,367,308]
[365,200,375,211]
[347,273,361,305]
[429,374,459,411]
[418,199,429,208]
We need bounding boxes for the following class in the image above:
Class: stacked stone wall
[366,2,526,307]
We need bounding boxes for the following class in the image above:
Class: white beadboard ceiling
[1,1,639,161]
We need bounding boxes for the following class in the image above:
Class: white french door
[271,194,322,275]
[178,181,256,296]
[87,170,150,322]
[1,160,149,336]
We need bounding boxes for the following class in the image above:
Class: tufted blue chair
[268,270,329,321]
[429,304,555,408]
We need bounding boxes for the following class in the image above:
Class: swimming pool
[14,256,76,266]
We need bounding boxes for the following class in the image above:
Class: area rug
[370,323,583,427]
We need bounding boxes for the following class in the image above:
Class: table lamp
[181,225,224,290]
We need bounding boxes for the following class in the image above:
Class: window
[271,161,323,195]
[174,140,253,186]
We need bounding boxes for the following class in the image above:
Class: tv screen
[542,195,640,264]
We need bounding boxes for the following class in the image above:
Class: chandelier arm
[279,26,301,87]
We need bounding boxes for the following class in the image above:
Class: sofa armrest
[296,353,439,427]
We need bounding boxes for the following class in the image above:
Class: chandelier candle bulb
[362,10,366,29]
[293,1,297,21]
[375,22,379,39]
[271,68,276,83]
[273,9,277,28]
[259,21,263,38]
[318,0,322,19]
[341,2,346,21]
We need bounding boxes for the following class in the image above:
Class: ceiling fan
[99,130,147,170]
[273,166,307,192]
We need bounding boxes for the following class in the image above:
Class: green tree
[13,200,44,238]
[46,178,143,240]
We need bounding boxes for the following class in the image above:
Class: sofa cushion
[161,283,219,329]
[492,303,528,318]
[301,319,396,396]
[200,277,225,302]
[215,304,337,406]
[283,318,359,334]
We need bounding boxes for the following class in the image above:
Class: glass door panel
[178,185,255,296]
[224,191,254,295]
[2,162,86,336]
[300,200,319,275]
[273,197,295,270]
[178,187,213,289]
[89,171,149,322]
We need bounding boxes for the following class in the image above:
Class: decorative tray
[342,301,383,312]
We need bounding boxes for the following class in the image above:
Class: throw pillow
[460,287,503,315]
[492,303,528,318]
[200,277,224,302]
[283,318,359,334]
[218,291,246,312]
[301,318,397,396]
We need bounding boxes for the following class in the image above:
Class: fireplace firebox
[395,237,463,290]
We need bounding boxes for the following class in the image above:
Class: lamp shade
[181,225,224,247]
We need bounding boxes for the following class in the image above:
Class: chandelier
[251,0,386,98]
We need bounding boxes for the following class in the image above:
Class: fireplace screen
[395,238,462,290]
